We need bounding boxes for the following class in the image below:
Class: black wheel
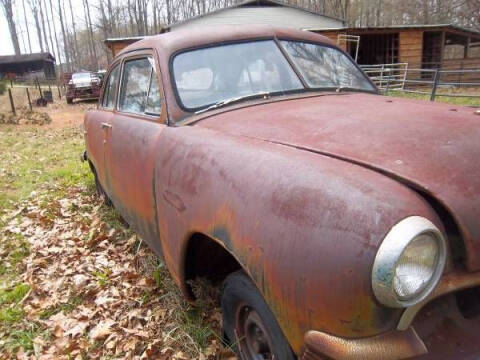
[221,271,295,360]
[66,97,73,104]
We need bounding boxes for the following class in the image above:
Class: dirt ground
[0,85,94,128]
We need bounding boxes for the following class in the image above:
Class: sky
[0,0,90,57]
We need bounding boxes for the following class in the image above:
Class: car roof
[116,25,337,60]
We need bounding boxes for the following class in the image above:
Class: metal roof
[165,0,344,30]
[0,52,55,65]
[307,24,480,38]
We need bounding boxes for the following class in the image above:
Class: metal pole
[57,84,61,99]
[385,69,391,94]
[8,88,15,115]
[26,88,32,111]
[380,64,385,89]
[37,78,43,98]
[430,68,440,102]
[402,63,408,90]
[355,37,360,62]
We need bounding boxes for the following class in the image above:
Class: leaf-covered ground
[0,125,232,359]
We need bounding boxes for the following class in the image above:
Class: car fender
[153,125,444,353]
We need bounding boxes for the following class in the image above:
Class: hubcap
[235,305,274,360]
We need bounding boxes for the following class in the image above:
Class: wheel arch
[181,232,245,300]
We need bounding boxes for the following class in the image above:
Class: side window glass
[145,72,162,115]
[119,58,152,114]
[102,65,120,109]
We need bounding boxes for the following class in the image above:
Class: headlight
[372,216,446,308]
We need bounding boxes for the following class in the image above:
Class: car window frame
[100,61,121,110]
[169,37,378,114]
[114,49,167,124]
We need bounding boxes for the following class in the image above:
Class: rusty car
[66,72,102,104]
[83,26,480,359]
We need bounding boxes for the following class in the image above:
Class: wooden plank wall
[399,30,423,69]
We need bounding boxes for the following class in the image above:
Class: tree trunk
[43,0,56,58]
[84,0,98,69]
[48,0,63,74]
[38,0,49,52]
[67,0,78,68]
[28,0,44,52]
[1,0,21,55]
[22,0,32,52]
[57,0,70,71]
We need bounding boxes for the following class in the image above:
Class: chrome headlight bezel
[372,216,447,308]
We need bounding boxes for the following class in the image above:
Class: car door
[85,62,121,188]
[104,51,167,254]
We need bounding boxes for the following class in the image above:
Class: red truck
[83,26,480,359]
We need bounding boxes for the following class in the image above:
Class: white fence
[360,63,480,102]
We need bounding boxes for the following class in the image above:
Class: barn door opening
[354,33,399,65]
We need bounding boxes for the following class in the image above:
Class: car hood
[196,93,480,271]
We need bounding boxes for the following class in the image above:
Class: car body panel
[195,93,480,271]
[152,125,445,352]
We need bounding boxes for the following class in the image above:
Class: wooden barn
[0,52,56,79]
[311,24,480,71]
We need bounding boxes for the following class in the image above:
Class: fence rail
[360,63,480,102]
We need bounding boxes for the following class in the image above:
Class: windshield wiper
[195,91,270,114]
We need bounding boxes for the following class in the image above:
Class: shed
[310,24,480,71]
[0,52,56,79]
[105,0,344,59]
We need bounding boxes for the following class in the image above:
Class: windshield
[172,39,375,111]
[72,73,92,81]
[173,40,303,110]
[281,40,375,91]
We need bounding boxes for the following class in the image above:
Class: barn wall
[398,30,423,68]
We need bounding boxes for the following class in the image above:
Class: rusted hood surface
[196,93,480,270]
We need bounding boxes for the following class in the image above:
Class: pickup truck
[83,26,480,360]
[66,72,102,104]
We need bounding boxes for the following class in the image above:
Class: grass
[0,125,91,353]
[386,89,480,106]
[39,295,84,320]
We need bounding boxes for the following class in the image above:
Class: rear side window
[102,65,120,109]
[119,57,161,115]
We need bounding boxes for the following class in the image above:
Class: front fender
[154,126,443,353]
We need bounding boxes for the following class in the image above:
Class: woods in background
[1,0,480,73]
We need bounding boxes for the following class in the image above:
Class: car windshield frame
[170,37,377,113]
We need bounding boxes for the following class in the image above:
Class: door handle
[101,122,112,129]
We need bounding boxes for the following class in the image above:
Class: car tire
[221,271,296,360]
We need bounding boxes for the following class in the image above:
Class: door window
[119,57,162,116]
[102,64,120,109]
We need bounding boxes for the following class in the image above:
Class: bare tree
[22,0,32,52]
[67,0,79,66]
[1,0,21,55]
[57,0,70,71]
[28,0,44,52]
